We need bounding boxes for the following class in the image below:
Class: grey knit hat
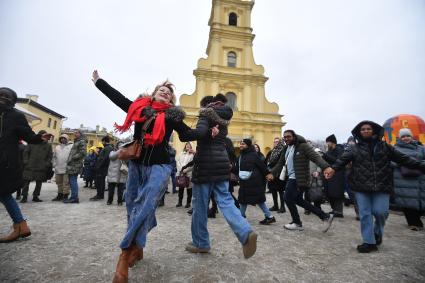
[399,128,413,138]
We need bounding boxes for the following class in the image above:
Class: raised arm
[92,70,132,112]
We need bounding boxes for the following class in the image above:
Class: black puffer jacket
[236,146,269,205]
[179,105,232,184]
[333,121,425,194]
[0,108,43,195]
[322,144,345,199]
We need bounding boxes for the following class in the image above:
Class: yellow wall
[174,0,285,155]
[16,102,64,145]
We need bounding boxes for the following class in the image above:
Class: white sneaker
[284,223,304,231]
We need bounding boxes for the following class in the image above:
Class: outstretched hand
[266,173,274,182]
[41,133,53,141]
[92,70,100,83]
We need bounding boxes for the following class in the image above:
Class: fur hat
[399,128,413,138]
[325,134,337,144]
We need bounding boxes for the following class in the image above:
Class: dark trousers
[107,182,125,203]
[403,208,424,227]
[22,180,42,197]
[271,190,285,209]
[96,175,106,199]
[170,170,177,193]
[178,187,192,205]
[329,197,344,215]
[284,179,328,225]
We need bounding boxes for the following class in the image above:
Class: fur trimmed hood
[199,106,231,126]
[165,106,186,123]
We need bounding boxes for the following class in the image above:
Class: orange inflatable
[383,114,425,145]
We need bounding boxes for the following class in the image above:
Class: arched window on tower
[229,12,237,26]
[227,52,236,67]
[225,92,237,111]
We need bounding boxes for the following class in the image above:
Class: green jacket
[66,137,86,175]
[22,141,53,181]
[270,135,329,188]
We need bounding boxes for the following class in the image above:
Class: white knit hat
[399,128,413,138]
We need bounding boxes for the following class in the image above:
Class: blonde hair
[152,80,176,105]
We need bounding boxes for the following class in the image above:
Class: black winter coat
[322,144,345,199]
[179,105,232,184]
[333,121,425,194]
[236,147,269,205]
[95,79,189,166]
[0,108,43,196]
[95,144,113,176]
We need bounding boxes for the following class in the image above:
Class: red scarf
[114,97,171,146]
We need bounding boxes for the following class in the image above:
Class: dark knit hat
[325,134,337,144]
[242,138,252,147]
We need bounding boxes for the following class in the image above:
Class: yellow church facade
[176,0,285,154]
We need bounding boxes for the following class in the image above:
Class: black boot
[32,196,43,202]
[62,194,69,201]
[52,193,63,201]
[270,190,279,211]
[20,195,27,203]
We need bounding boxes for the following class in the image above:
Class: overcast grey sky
[1,0,424,143]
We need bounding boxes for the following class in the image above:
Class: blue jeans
[120,161,172,249]
[191,181,252,249]
[355,192,389,244]
[68,174,79,199]
[240,202,272,218]
[0,194,25,224]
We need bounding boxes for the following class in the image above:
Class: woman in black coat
[0,87,51,243]
[236,139,276,225]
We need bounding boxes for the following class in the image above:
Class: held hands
[211,125,219,138]
[92,70,100,83]
[266,173,274,182]
[323,167,335,179]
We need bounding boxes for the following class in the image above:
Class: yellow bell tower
[177,0,285,154]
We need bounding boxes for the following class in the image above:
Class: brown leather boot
[0,221,31,243]
[112,250,129,283]
[128,244,143,267]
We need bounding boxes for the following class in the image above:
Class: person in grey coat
[393,128,425,231]
[107,142,128,205]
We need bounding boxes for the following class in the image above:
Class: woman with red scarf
[92,70,192,283]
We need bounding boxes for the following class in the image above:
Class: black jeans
[96,175,106,199]
[284,179,328,225]
[329,197,344,215]
[403,208,424,227]
[22,180,43,197]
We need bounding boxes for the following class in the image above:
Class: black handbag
[176,175,190,188]
[308,186,325,203]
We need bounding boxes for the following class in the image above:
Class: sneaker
[322,213,334,233]
[184,203,191,208]
[185,243,210,254]
[269,206,278,211]
[284,223,304,231]
[176,203,182,207]
[375,234,382,246]
[259,216,276,225]
[242,232,257,259]
[357,243,378,253]
[278,208,286,214]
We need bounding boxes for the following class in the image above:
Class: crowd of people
[1,79,425,282]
